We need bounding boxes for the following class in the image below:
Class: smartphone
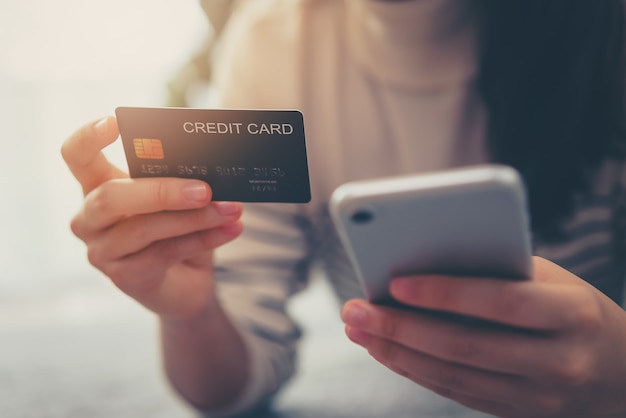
[329,164,533,306]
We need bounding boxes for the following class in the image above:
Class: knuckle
[153,179,172,207]
[192,207,215,229]
[380,313,399,340]
[553,349,594,387]
[370,339,400,368]
[197,228,228,250]
[105,260,159,297]
[377,340,400,364]
[153,239,183,262]
[126,215,152,245]
[105,263,131,288]
[494,284,528,318]
[69,214,85,239]
[85,185,112,217]
[572,297,603,331]
[86,244,106,268]
[196,230,215,250]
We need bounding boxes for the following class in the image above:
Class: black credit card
[115,107,311,203]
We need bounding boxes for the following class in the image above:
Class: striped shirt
[208,0,626,415]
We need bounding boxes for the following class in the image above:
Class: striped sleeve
[204,203,314,417]
[534,159,626,305]
[201,4,320,414]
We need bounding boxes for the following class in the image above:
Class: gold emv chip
[133,138,164,159]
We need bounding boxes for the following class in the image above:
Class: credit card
[115,107,311,203]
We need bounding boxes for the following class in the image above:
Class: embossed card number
[116,107,311,203]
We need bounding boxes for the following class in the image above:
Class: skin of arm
[61,116,250,410]
[342,256,626,418]
[160,293,249,409]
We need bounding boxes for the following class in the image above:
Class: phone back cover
[330,166,533,304]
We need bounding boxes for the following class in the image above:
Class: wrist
[159,293,223,329]
[158,292,249,410]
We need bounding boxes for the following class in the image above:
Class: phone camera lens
[351,209,374,224]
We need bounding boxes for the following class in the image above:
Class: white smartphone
[329,164,533,306]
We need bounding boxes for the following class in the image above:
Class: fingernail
[94,117,109,136]
[342,304,369,327]
[183,183,208,201]
[215,201,241,216]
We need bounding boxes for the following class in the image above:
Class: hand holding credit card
[116,107,311,203]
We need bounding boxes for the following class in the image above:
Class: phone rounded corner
[329,184,352,215]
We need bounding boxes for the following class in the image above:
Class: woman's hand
[61,116,244,318]
[341,256,626,418]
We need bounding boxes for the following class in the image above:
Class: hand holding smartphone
[329,165,533,306]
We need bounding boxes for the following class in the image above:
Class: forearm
[160,297,249,411]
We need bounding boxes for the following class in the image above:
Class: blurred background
[0,1,211,297]
[0,2,481,417]
[0,1,216,416]
[0,2,374,417]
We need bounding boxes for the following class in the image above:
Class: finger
[61,116,125,195]
[103,221,243,296]
[417,381,519,418]
[388,272,597,331]
[87,202,243,262]
[76,178,215,234]
[341,299,578,379]
[351,328,567,418]
[418,379,520,418]
[346,326,525,414]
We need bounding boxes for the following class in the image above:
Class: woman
[62,0,626,417]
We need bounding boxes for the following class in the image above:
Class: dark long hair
[478,0,626,240]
